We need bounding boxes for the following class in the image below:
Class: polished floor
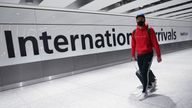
[0,48,192,108]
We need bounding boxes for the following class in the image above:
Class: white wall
[0,5,192,67]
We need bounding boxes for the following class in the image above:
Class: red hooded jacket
[131,24,161,58]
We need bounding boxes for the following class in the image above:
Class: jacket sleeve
[150,28,161,58]
[131,31,136,58]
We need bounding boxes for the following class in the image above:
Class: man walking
[131,13,162,101]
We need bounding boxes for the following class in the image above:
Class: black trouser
[137,52,155,93]
[136,70,156,87]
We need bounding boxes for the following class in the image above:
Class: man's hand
[131,56,137,61]
[157,57,162,63]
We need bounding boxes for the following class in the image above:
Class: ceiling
[0,0,192,21]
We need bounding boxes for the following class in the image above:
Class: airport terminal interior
[0,0,192,108]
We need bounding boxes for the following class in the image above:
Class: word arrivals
[4,28,132,58]
[156,28,176,41]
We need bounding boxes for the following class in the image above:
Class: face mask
[137,21,145,27]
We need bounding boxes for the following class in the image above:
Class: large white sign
[0,5,192,67]
[0,25,191,67]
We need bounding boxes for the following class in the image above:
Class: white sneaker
[135,91,143,97]
[133,88,142,95]
[138,92,148,101]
